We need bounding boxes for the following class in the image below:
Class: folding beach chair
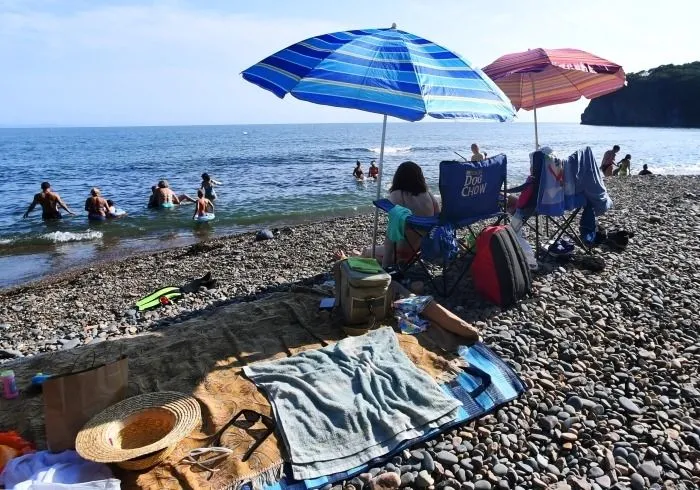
[374,154,508,296]
[516,147,611,258]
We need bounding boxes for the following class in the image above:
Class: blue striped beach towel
[248,342,525,490]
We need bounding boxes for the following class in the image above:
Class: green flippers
[135,286,182,311]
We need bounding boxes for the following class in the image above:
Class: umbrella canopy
[242,25,515,254]
[482,48,625,148]
[242,26,516,122]
[482,48,625,110]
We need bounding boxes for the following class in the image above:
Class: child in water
[353,161,364,180]
[106,199,126,218]
[193,189,214,219]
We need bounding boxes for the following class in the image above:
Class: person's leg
[390,281,479,341]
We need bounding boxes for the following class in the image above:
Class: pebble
[369,472,401,490]
[618,397,642,415]
[2,178,700,490]
[637,462,661,480]
[415,471,433,488]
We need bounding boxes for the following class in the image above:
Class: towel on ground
[243,327,461,480]
[387,204,412,242]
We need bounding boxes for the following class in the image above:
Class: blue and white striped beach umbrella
[242,25,516,252]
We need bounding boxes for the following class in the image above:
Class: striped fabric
[482,48,625,110]
[242,27,515,122]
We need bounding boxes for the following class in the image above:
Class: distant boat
[243,131,248,135]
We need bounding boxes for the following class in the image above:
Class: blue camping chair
[374,154,508,296]
[513,147,612,258]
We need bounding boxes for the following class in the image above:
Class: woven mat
[0,287,467,490]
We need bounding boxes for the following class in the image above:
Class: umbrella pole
[371,114,388,258]
[530,75,539,150]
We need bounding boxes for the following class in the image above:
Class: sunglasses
[216,409,276,463]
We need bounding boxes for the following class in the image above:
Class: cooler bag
[334,258,391,326]
[471,225,531,307]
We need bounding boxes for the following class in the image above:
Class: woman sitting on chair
[335,161,440,267]
[371,161,441,266]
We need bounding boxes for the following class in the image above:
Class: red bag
[471,225,531,306]
[0,431,35,472]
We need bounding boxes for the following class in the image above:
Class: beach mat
[257,341,526,490]
[0,288,497,490]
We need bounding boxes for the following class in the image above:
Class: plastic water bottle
[1,370,19,399]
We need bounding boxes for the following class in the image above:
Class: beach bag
[43,356,128,452]
[334,258,391,328]
[420,224,459,264]
[470,225,531,307]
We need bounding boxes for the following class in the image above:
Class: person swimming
[155,180,196,208]
[368,161,379,180]
[200,173,222,201]
[106,199,126,218]
[23,181,75,220]
[85,187,110,221]
[353,160,364,180]
[147,186,158,209]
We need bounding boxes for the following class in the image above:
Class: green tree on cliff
[581,62,700,127]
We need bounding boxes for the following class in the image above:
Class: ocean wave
[368,146,413,154]
[41,230,104,243]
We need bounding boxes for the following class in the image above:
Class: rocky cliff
[581,62,700,128]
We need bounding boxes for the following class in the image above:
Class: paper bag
[43,356,128,452]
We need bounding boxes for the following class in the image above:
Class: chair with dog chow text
[374,154,508,296]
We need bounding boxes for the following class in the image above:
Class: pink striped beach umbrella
[483,48,625,148]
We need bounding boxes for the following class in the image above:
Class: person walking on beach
[353,161,364,180]
[639,164,653,176]
[193,189,214,219]
[23,182,75,220]
[600,145,620,177]
[200,173,222,201]
[470,143,485,162]
[368,161,379,180]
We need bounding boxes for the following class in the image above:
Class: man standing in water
[23,182,75,220]
[600,145,620,177]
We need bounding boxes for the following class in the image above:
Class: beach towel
[346,257,384,275]
[257,340,527,490]
[387,204,412,242]
[243,327,462,480]
[536,149,566,216]
[576,147,613,216]
[563,153,586,210]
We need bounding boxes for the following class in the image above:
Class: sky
[0,0,698,127]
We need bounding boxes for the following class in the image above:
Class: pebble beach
[1,175,699,489]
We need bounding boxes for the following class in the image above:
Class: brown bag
[43,356,128,452]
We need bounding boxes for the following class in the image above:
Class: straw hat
[76,391,201,463]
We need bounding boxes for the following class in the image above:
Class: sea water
[1,122,699,287]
